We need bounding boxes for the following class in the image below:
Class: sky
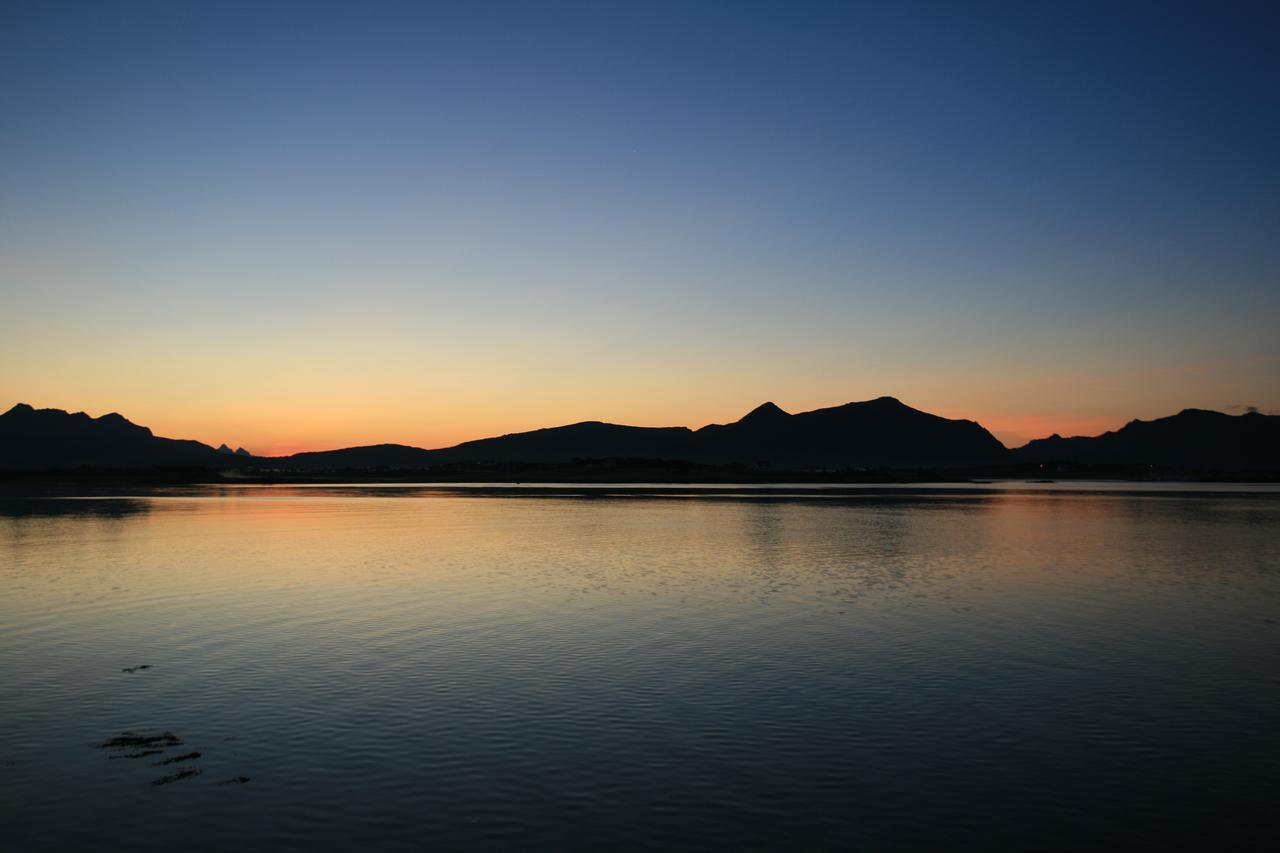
[1,1,1277,454]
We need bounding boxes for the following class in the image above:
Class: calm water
[2,484,1278,850]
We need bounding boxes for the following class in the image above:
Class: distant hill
[0,404,242,470]
[275,443,437,470]
[269,426,696,471]
[1013,408,1280,470]
[428,421,697,466]
[217,443,254,457]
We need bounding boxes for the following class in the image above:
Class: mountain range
[0,403,234,470]
[1,398,1276,473]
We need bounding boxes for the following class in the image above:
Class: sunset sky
[2,2,1277,454]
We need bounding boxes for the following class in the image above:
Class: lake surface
[2,484,1278,850]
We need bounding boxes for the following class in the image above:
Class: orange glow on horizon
[70,400,1134,456]
[978,414,1122,450]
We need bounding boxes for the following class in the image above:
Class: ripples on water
[1,485,1278,850]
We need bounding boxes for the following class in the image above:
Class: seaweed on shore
[97,724,249,789]
[109,749,164,760]
[100,732,182,749]
[151,768,202,786]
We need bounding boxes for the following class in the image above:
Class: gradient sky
[2,1,1277,454]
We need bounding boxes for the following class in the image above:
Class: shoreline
[2,462,1278,488]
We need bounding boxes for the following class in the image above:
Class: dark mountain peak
[96,412,152,436]
[0,404,232,470]
[686,394,1007,468]
[3,404,152,436]
[822,396,913,415]
[217,443,234,455]
[803,396,928,422]
[1015,406,1279,469]
[235,447,251,457]
[737,401,790,423]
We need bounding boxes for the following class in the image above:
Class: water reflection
[0,487,1278,851]
[0,497,152,518]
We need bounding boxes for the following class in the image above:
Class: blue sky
[2,1,1277,451]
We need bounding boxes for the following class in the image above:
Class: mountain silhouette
[1014,408,1280,469]
[274,397,1006,470]
[4,399,1277,473]
[736,401,790,425]
[0,403,237,470]
[274,443,437,470]
[689,396,1006,469]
